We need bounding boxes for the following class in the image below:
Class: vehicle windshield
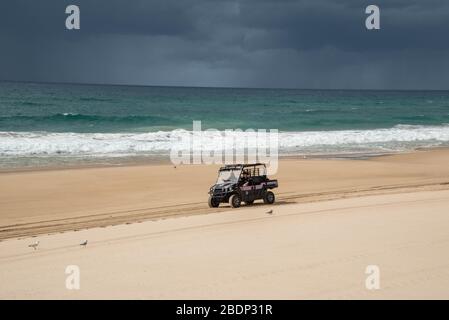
[216,169,241,184]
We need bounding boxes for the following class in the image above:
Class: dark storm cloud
[238,0,449,52]
[1,0,449,89]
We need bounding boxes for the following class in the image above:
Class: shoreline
[0,146,444,174]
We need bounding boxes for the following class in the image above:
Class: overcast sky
[1,0,449,89]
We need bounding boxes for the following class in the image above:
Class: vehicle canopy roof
[219,163,267,178]
[219,163,266,171]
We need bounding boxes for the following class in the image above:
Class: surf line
[176,304,210,318]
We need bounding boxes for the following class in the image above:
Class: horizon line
[1,79,449,92]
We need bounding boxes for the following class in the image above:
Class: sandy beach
[1,149,449,299]
[2,0,449,302]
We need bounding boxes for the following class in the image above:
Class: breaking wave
[1,124,449,157]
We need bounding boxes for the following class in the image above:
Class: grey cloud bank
[1,0,448,89]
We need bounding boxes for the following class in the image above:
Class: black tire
[263,191,275,204]
[208,196,220,208]
[245,200,254,206]
[229,194,241,208]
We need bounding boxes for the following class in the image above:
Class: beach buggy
[208,163,278,208]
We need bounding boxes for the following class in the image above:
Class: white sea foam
[1,125,449,157]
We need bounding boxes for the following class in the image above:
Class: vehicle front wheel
[263,191,275,204]
[229,194,241,208]
[208,196,220,208]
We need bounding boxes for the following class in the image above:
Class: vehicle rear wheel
[263,191,275,204]
[208,196,220,208]
[229,194,241,208]
[245,200,254,205]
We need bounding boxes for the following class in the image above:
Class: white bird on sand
[28,241,40,250]
[80,240,88,247]
[266,209,273,215]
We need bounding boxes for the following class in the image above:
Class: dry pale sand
[0,189,449,299]
[0,149,449,299]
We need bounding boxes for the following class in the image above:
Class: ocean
[1,81,449,169]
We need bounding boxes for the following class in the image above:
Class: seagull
[80,240,88,247]
[28,241,40,250]
[266,209,273,215]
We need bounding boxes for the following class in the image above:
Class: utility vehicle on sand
[208,163,278,208]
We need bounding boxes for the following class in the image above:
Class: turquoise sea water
[1,81,449,168]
